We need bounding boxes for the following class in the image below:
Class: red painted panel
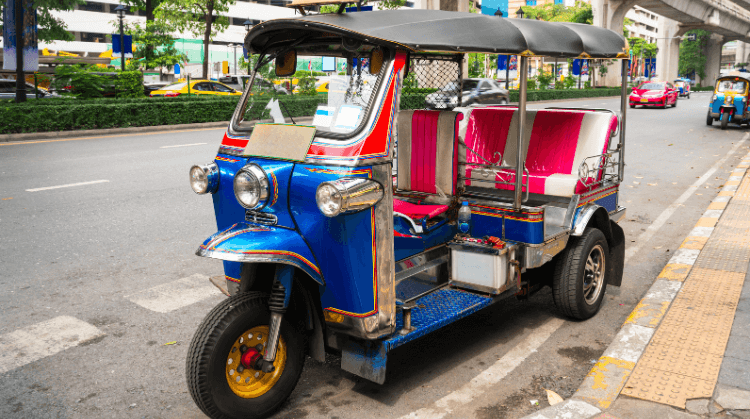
[525,110,583,174]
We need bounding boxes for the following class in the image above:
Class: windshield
[637,82,665,90]
[162,82,187,90]
[675,81,685,87]
[717,79,747,93]
[234,55,385,136]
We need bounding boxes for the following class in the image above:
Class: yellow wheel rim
[225,325,286,398]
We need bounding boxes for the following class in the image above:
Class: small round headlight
[233,164,269,209]
[316,183,343,217]
[190,163,219,194]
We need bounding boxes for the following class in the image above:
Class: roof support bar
[618,59,628,182]
[513,55,528,211]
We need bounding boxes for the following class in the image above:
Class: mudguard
[607,220,625,287]
[196,222,323,285]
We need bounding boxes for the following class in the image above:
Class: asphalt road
[0,92,747,419]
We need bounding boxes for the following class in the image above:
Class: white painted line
[0,316,104,374]
[125,274,221,313]
[400,317,566,419]
[159,143,208,149]
[523,400,601,419]
[601,324,655,364]
[729,176,743,181]
[624,134,748,261]
[26,180,109,192]
[642,279,682,302]
[688,226,714,237]
[723,184,739,192]
[713,196,732,203]
[703,209,724,219]
[668,248,701,265]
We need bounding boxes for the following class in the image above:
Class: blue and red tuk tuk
[185,6,630,418]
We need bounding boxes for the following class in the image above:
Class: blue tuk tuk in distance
[185,4,630,418]
[707,72,750,130]
[674,78,691,99]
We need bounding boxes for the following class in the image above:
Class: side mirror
[275,50,297,77]
[370,47,384,74]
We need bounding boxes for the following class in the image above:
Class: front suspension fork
[258,265,294,372]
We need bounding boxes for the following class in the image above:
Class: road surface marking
[0,127,224,147]
[160,143,208,148]
[26,180,110,192]
[0,316,104,374]
[624,134,747,261]
[400,317,565,419]
[125,274,221,313]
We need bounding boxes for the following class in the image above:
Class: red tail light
[164,92,181,97]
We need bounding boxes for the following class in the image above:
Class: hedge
[0,95,325,134]
[508,87,629,102]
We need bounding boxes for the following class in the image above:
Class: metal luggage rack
[576,148,622,190]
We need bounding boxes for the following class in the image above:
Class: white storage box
[449,243,518,294]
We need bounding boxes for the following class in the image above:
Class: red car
[629,80,679,109]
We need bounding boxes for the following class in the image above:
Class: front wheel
[672,98,677,108]
[721,112,730,130]
[630,104,635,109]
[707,111,713,126]
[552,228,609,320]
[186,292,305,419]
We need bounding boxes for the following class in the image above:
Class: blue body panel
[289,164,380,318]
[199,222,323,284]
[711,95,746,116]
[469,210,544,244]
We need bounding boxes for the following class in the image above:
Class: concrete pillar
[735,41,749,66]
[703,34,725,87]
[592,0,638,86]
[656,18,681,81]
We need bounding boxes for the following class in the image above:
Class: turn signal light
[316,178,384,217]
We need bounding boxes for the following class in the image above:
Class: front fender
[196,222,323,285]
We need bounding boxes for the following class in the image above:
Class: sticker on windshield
[313,106,335,127]
[334,105,362,130]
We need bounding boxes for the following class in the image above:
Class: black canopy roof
[245,10,629,59]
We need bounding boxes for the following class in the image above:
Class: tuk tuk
[707,73,750,130]
[185,6,630,418]
[674,78,691,99]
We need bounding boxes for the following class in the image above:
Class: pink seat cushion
[393,198,449,220]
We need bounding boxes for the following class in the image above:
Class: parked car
[149,80,242,97]
[144,82,169,96]
[425,78,509,109]
[629,80,678,109]
[0,79,61,100]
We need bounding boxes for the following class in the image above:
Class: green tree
[156,0,236,79]
[125,21,187,72]
[678,29,710,84]
[0,0,86,42]
[520,1,592,24]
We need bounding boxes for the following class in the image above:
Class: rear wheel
[707,110,713,126]
[630,104,635,109]
[721,112,730,130]
[552,228,609,320]
[186,292,305,419]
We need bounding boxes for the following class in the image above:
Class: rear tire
[552,228,609,320]
[186,292,305,419]
[721,112,730,130]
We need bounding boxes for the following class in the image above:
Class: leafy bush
[536,71,554,90]
[51,65,108,99]
[115,71,145,98]
[526,78,537,90]
[508,87,628,102]
[0,96,325,134]
[295,74,318,95]
[563,76,577,90]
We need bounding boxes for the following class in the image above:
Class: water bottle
[458,201,471,235]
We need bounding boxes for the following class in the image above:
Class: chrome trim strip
[571,204,602,236]
[609,206,627,223]
[245,211,278,225]
[196,248,323,285]
[523,232,570,269]
[373,163,396,338]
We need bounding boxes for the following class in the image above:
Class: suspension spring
[268,280,287,314]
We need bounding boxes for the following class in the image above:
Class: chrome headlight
[233,164,269,209]
[189,162,219,194]
[712,94,718,102]
[316,178,384,217]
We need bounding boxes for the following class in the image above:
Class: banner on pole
[112,34,134,58]
[509,55,517,71]
[2,0,39,71]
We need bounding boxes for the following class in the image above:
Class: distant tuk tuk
[674,78,691,99]
[707,73,750,130]
[185,6,630,418]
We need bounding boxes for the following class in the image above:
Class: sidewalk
[526,151,750,419]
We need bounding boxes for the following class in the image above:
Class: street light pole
[115,5,127,72]
[244,20,253,76]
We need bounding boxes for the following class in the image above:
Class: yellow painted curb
[708,201,728,210]
[579,356,636,409]
[657,263,693,282]
[696,217,718,228]
[680,236,709,250]
[719,190,736,197]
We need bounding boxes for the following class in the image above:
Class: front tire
[721,112,730,130]
[630,104,635,109]
[672,98,677,108]
[552,228,609,320]
[186,292,305,419]
[706,110,713,126]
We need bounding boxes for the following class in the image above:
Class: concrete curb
[0,121,230,143]
[522,148,750,419]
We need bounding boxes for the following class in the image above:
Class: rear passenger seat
[457,107,618,197]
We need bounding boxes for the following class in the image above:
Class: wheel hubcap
[225,325,286,398]
[583,244,605,305]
